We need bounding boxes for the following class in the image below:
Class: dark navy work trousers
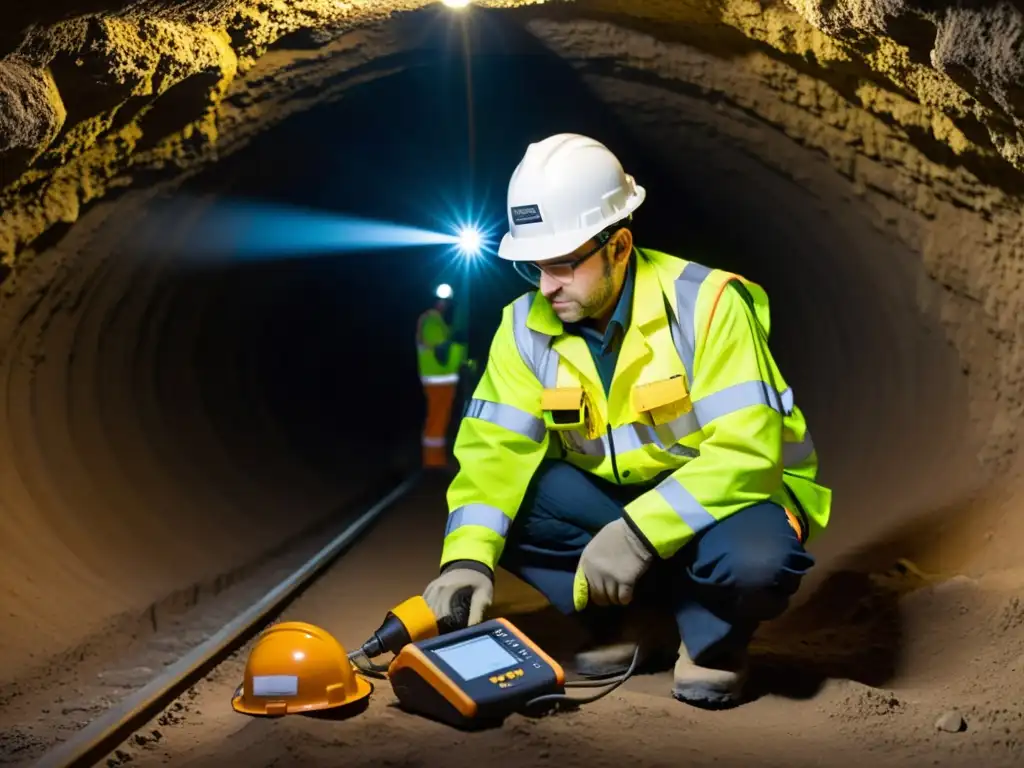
[499,460,816,663]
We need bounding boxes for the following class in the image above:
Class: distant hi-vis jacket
[440,248,832,572]
[417,308,466,385]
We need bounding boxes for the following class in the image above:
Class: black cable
[348,650,390,679]
[523,644,640,709]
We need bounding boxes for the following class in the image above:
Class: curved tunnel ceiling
[2,0,1023,697]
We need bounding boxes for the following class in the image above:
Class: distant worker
[416,283,467,469]
[422,134,831,708]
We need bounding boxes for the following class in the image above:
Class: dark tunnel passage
[0,6,995,700]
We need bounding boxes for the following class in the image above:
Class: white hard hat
[497,134,645,263]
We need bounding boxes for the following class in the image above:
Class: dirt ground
[93,474,1024,768]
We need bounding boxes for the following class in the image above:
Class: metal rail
[34,473,421,768]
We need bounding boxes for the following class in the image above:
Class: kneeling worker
[422,134,832,708]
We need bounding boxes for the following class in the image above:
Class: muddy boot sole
[671,683,747,710]
[671,644,749,709]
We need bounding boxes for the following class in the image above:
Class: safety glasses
[512,226,621,287]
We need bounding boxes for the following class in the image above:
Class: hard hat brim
[497,185,645,263]
[230,672,373,716]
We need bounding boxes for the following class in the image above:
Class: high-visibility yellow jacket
[416,308,466,385]
[440,248,831,572]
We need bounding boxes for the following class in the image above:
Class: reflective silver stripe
[511,293,558,388]
[614,411,701,453]
[445,504,511,537]
[664,410,700,439]
[647,410,702,444]
[421,373,459,385]
[560,431,605,457]
[561,410,702,457]
[780,387,794,415]
[612,423,658,454]
[692,380,784,425]
[667,444,699,459]
[668,261,711,385]
[465,398,547,443]
[784,430,815,466]
[654,475,718,533]
[421,436,446,447]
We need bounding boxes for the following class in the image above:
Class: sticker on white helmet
[511,204,543,224]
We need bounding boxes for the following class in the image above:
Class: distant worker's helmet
[231,621,372,716]
[498,133,645,264]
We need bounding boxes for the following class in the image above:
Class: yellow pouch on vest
[632,376,691,426]
[541,387,588,431]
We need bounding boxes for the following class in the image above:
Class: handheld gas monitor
[387,618,566,729]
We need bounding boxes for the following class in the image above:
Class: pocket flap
[541,387,587,431]
[541,387,585,412]
[633,376,690,413]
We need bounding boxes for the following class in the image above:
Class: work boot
[573,608,676,678]
[671,638,749,709]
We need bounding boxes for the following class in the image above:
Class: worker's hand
[575,518,654,608]
[423,568,494,627]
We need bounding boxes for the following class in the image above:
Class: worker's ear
[613,228,633,262]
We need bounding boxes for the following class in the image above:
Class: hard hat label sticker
[511,205,543,225]
[253,675,299,696]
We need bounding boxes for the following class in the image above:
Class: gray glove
[423,568,494,626]
[575,518,654,607]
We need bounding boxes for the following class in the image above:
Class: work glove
[573,518,654,610]
[423,568,493,627]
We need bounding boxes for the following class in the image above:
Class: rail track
[32,474,421,768]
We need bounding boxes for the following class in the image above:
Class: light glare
[436,283,454,299]
[141,198,466,262]
[442,0,471,8]
[457,227,482,256]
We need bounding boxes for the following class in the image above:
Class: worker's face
[537,229,633,324]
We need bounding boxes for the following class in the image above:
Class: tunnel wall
[0,14,431,690]
[0,178,417,688]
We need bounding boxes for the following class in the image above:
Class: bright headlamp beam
[441,0,472,8]
[436,283,454,299]
[154,200,465,260]
[456,226,482,257]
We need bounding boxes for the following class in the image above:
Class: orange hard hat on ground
[232,621,372,716]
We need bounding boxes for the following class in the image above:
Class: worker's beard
[551,254,617,324]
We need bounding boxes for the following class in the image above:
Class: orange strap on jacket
[698,271,754,362]
[784,508,804,543]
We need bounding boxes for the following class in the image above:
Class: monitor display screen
[432,634,520,680]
